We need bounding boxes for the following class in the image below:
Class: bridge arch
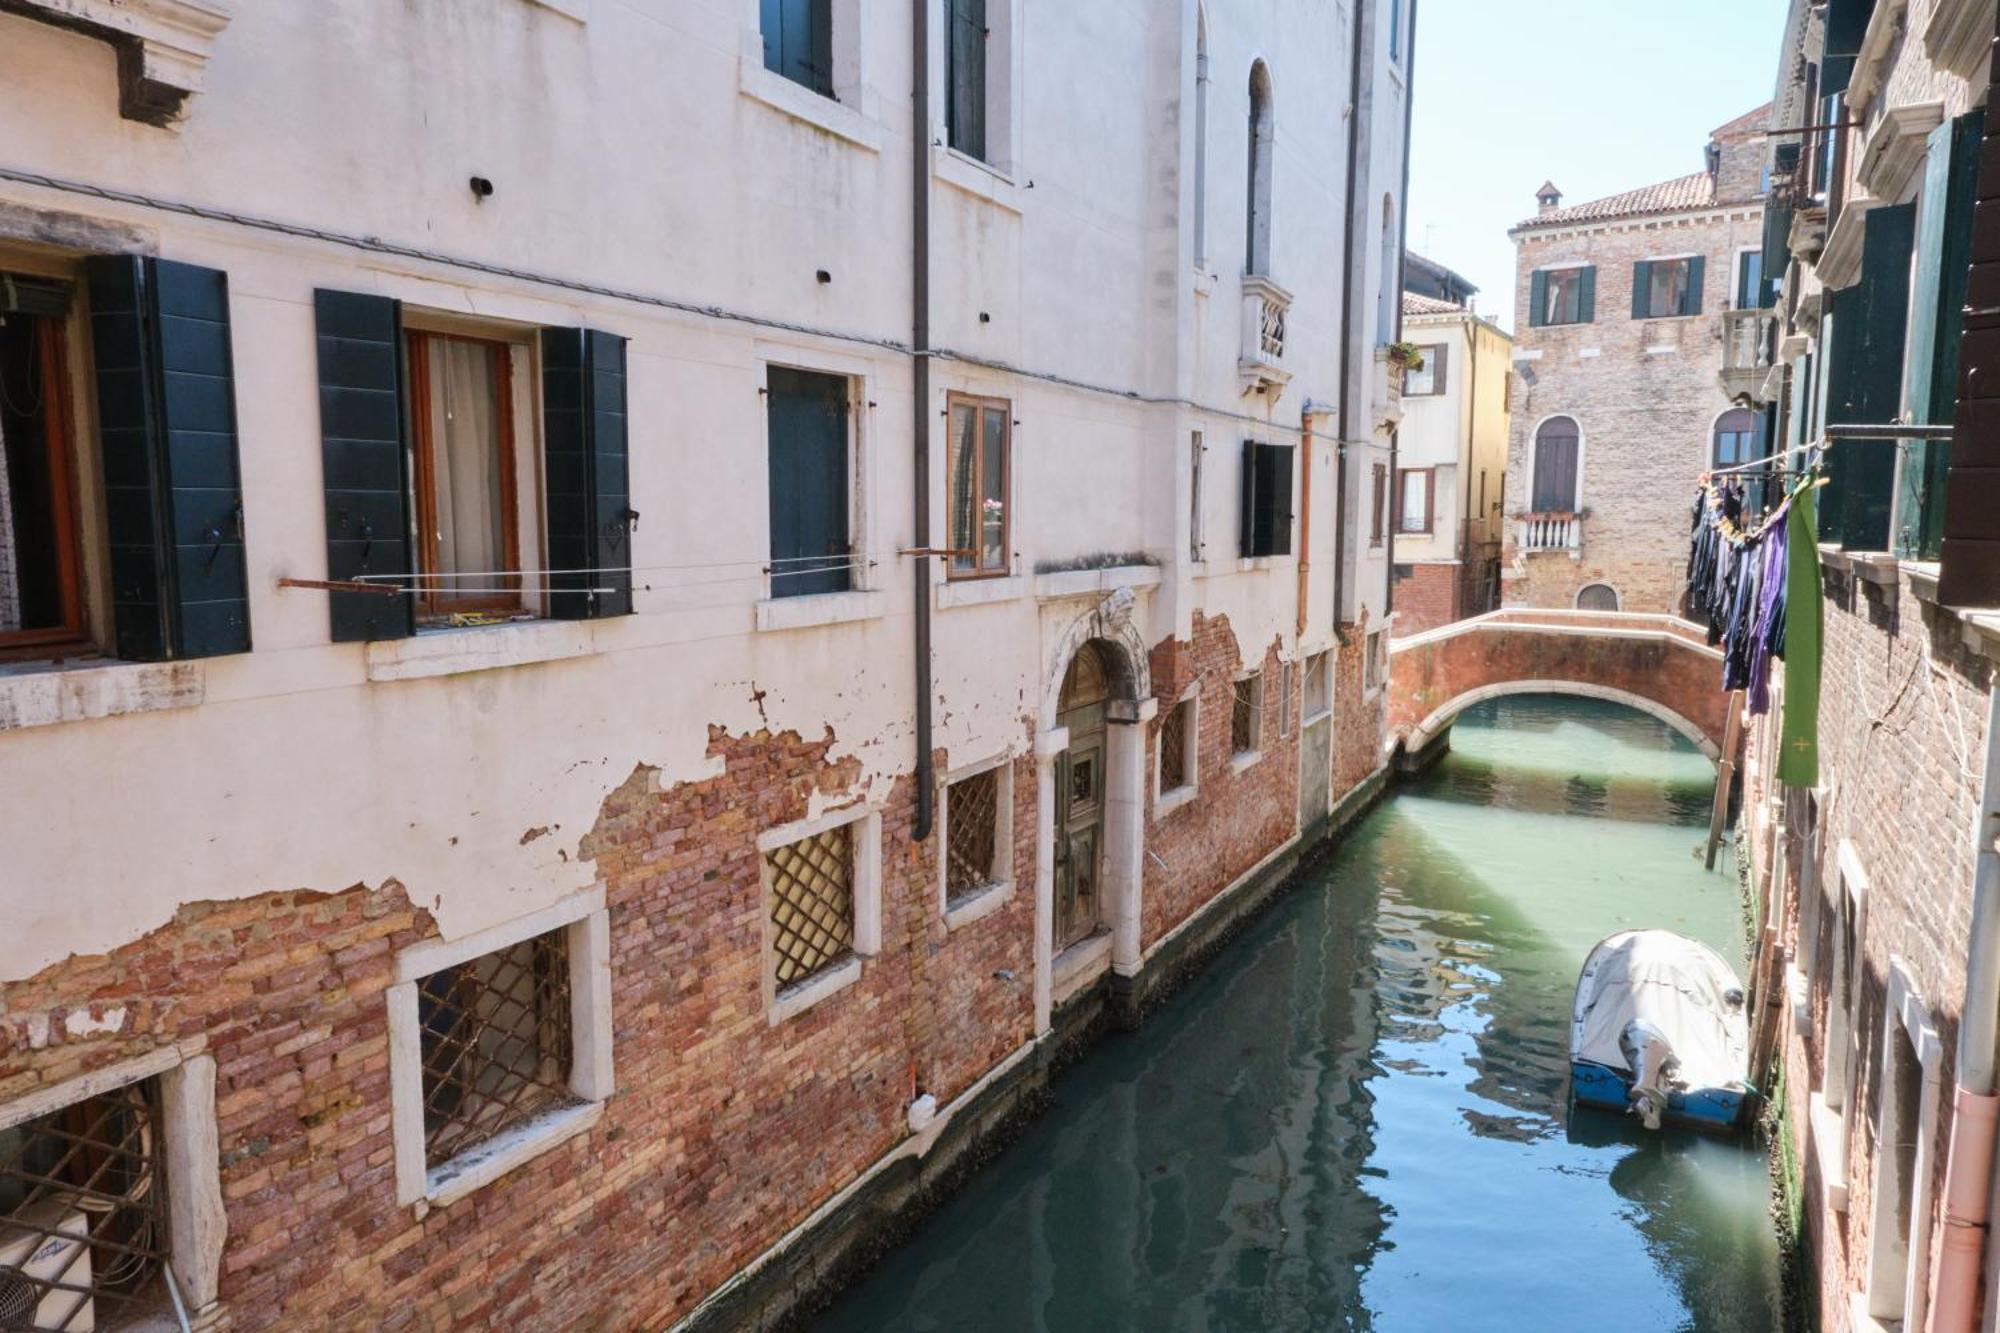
[1404,679,1721,762]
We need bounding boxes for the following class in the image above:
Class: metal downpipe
[911,0,935,841]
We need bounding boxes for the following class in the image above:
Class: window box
[759,805,883,1022]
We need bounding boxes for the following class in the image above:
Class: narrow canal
[814,695,1784,1332]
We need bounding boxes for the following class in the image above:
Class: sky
[1406,0,1792,333]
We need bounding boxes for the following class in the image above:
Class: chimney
[1536,181,1563,215]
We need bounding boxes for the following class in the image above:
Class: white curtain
[425,339,505,604]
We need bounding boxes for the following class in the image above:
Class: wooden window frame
[945,391,1011,580]
[0,306,88,658]
[404,330,525,621]
[1370,463,1387,547]
[1403,344,1447,397]
[1539,267,1586,326]
[1395,467,1436,535]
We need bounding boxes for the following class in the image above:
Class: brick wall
[1390,561,1460,635]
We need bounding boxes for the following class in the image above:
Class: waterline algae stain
[814,696,1783,1331]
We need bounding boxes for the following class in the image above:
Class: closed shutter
[86,256,251,660]
[767,367,852,597]
[1577,266,1596,323]
[1631,260,1653,319]
[1531,422,1579,512]
[1683,255,1705,316]
[541,328,634,619]
[1239,440,1260,557]
[1528,271,1548,328]
[1821,0,1876,96]
[1761,204,1793,310]
[762,0,833,97]
[313,290,414,643]
[1263,444,1295,556]
[1940,98,2000,605]
[1827,203,1915,549]
[1431,343,1450,395]
[947,0,987,161]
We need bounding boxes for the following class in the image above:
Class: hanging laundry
[1776,484,1822,787]
[1683,478,1796,709]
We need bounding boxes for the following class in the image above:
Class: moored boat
[1569,929,1752,1132]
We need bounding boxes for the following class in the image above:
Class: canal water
[814,695,1784,1332]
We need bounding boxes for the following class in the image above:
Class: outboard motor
[1620,1019,1679,1130]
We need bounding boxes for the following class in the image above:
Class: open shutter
[1431,343,1450,395]
[1264,445,1295,556]
[1940,98,2000,604]
[1239,440,1260,557]
[1827,203,1915,550]
[1821,0,1876,96]
[542,328,634,620]
[1631,261,1653,319]
[1577,266,1596,323]
[86,256,251,661]
[1528,271,1548,328]
[1683,255,1705,316]
[314,290,414,642]
[947,0,987,161]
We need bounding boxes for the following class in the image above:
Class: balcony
[1719,309,1777,402]
[1518,513,1581,556]
[1239,275,1293,394]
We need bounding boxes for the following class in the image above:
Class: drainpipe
[1462,318,1479,612]
[1332,0,1365,642]
[1383,0,1419,626]
[911,0,935,841]
[1927,690,2000,1333]
[1297,408,1314,639]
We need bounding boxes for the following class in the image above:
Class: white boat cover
[1571,930,1749,1091]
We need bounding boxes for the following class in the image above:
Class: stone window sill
[1237,556,1275,573]
[1229,749,1263,775]
[365,619,600,683]
[1849,552,1899,587]
[424,1100,604,1210]
[523,0,586,19]
[1846,1292,1897,1333]
[0,657,204,733]
[944,880,1014,931]
[936,574,1026,610]
[738,59,884,153]
[770,955,864,1025]
[1906,561,1942,603]
[756,589,886,632]
[1154,784,1198,820]
[1809,1090,1850,1212]
[1035,564,1162,600]
[1051,931,1112,1002]
[933,144,1024,214]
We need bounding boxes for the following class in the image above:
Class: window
[1403,343,1447,396]
[1389,0,1403,63]
[405,332,528,623]
[1239,442,1295,557]
[944,765,1003,906]
[1246,63,1274,277]
[1396,468,1434,534]
[0,1083,169,1327]
[387,890,612,1206]
[1303,649,1331,720]
[1158,696,1195,798]
[947,394,1009,578]
[761,0,833,98]
[1632,256,1704,319]
[0,275,84,654]
[1529,266,1594,327]
[768,822,856,987]
[1193,14,1210,268]
[1370,463,1387,546]
[1279,660,1295,738]
[1364,630,1386,693]
[1734,250,1764,310]
[767,366,853,598]
[945,0,988,159]
[1189,431,1205,562]
[1576,583,1619,612]
[1531,416,1581,513]
[1713,408,1762,470]
[1230,672,1262,756]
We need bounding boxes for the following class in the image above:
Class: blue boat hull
[1570,1060,1747,1132]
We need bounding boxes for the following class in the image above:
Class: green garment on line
[1778,483,1822,788]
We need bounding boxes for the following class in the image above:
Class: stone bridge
[1387,609,1737,766]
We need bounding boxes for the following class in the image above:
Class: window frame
[1528,414,1584,515]
[386,888,613,1208]
[1395,467,1435,534]
[944,391,1011,580]
[1229,669,1263,766]
[1154,690,1200,814]
[1634,255,1700,320]
[761,360,871,607]
[1363,629,1386,696]
[760,0,835,99]
[1302,648,1332,723]
[1402,343,1447,397]
[939,754,1015,928]
[757,803,883,1022]
[0,278,89,658]
[1370,463,1387,547]
[1534,265,1591,327]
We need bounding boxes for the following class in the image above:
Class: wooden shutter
[1577,266,1596,323]
[1431,343,1450,395]
[767,367,852,597]
[1940,98,2000,604]
[1528,271,1548,328]
[1631,261,1653,319]
[1263,444,1295,556]
[86,256,251,661]
[313,290,414,643]
[541,329,634,619]
[1683,255,1705,316]
[763,0,832,97]
[1761,205,1793,310]
[1239,440,1260,557]
[1827,203,1915,549]
[1821,0,1875,96]
[947,0,987,161]
[1531,421,1579,513]
[1370,464,1387,542]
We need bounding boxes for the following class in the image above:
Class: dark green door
[767,367,851,598]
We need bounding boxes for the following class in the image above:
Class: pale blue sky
[1406,0,1791,332]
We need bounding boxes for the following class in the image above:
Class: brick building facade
[1501,111,1769,615]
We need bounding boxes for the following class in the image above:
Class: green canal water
[814,696,1784,1332]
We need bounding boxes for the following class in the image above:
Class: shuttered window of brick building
[1824,203,1915,551]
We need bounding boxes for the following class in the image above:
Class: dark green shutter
[761,0,833,97]
[1239,440,1260,557]
[1577,266,1596,324]
[1822,0,1876,96]
[767,367,852,598]
[314,290,414,643]
[1264,445,1295,556]
[1683,255,1705,316]
[86,256,250,661]
[1528,271,1548,328]
[542,328,634,619]
[1431,343,1449,395]
[1761,202,1794,310]
[1631,261,1653,319]
[1826,203,1916,549]
[947,0,987,161]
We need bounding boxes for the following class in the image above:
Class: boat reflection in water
[813,696,1782,1332]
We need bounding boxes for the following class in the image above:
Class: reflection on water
[813,696,1781,1332]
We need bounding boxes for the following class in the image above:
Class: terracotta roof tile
[1402,292,1464,316]
[1515,171,1716,230]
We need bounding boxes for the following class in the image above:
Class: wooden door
[1053,732,1105,950]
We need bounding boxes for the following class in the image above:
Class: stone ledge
[1034,565,1162,600]
[364,619,600,682]
[7,0,234,126]
[0,657,203,732]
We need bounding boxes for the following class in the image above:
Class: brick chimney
[1536,181,1563,215]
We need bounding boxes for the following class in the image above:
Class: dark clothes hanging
[1685,481,1793,712]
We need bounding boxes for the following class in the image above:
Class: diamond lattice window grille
[416,930,576,1168]
[1159,701,1191,793]
[946,770,1002,904]
[1231,675,1260,755]
[768,823,857,989]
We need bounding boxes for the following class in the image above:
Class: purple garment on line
[1747,515,1788,715]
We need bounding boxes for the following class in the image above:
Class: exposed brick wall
[1390,561,1460,635]
[1334,617,1387,799]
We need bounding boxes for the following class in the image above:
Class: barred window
[945,768,1002,904]
[1304,650,1331,720]
[1159,699,1193,795]
[767,822,856,989]
[1279,662,1295,737]
[416,930,577,1169]
[1364,632,1387,692]
[0,1083,169,1330]
[1231,674,1261,756]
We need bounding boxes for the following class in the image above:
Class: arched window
[1713,408,1761,469]
[1577,584,1620,612]
[1246,62,1274,276]
[1377,195,1399,344]
[1194,10,1210,268]
[1531,416,1581,512]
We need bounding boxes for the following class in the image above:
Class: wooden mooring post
[1704,693,1744,871]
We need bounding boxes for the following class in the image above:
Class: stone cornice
[1924,0,1997,81]
[1816,197,1882,291]
[0,0,233,126]
[1509,203,1763,247]
[1857,101,1945,202]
